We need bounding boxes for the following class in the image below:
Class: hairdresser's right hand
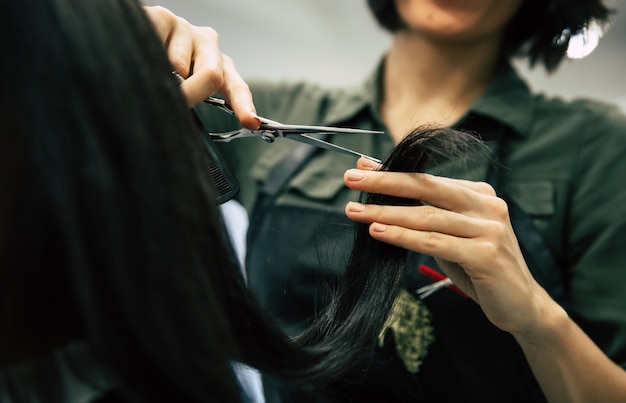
[144,5,260,130]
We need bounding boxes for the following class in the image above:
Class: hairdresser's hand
[144,5,260,130]
[343,159,555,337]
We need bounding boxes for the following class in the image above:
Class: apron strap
[506,196,568,306]
[247,142,322,248]
[485,124,568,307]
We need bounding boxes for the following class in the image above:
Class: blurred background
[143,0,626,111]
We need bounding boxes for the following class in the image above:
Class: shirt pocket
[503,180,555,233]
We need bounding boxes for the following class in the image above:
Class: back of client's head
[1,0,264,401]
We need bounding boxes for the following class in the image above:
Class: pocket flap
[504,181,555,216]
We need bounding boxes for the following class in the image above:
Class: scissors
[173,71,382,162]
[202,97,383,163]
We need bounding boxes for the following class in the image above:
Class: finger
[435,176,496,196]
[356,157,382,171]
[345,202,484,238]
[367,221,512,278]
[164,16,196,79]
[217,55,260,130]
[367,222,531,308]
[367,222,476,266]
[352,167,495,195]
[343,169,500,216]
[353,155,495,195]
[144,6,176,43]
[144,6,228,106]
[178,26,224,106]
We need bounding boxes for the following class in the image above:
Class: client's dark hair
[294,126,488,388]
[366,0,613,72]
[2,0,264,401]
[1,0,309,401]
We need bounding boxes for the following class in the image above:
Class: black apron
[246,120,566,402]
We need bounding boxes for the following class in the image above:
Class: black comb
[191,109,240,204]
[200,131,240,204]
[172,72,240,204]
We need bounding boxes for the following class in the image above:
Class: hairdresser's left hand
[144,6,259,130]
[343,158,554,337]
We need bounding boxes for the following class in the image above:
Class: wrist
[511,287,570,348]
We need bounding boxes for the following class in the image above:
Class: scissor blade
[286,133,381,163]
[202,96,383,135]
[262,121,384,135]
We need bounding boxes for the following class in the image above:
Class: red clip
[417,264,468,298]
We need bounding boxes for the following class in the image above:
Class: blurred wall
[143,0,626,111]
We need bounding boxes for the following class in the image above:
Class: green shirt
[197,62,626,401]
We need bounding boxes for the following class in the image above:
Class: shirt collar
[322,62,383,127]
[467,64,535,138]
[322,60,535,139]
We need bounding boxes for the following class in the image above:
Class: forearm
[513,289,626,403]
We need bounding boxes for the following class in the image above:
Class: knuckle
[199,68,224,90]
[368,205,383,220]
[477,239,499,260]
[195,26,218,42]
[171,58,190,75]
[230,80,251,97]
[416,172,436,186]
[145,6,177,37]
[484,195,509,220]
[475,181,496,196]
[418,206,438,225]
[222,53,235,66]
[151,6,174,21]
[484,220,508,240]
[421,231,442,251]
[222,56,248,87]
[173,15,193,34]
[413,173,437,198]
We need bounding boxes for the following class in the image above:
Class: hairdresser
[146,1,626,402]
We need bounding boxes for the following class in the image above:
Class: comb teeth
[204,152,233,197]
[192,109,239,204]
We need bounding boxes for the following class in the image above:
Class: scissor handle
[204,97,235,115]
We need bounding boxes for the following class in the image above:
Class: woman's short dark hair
[366,0,613,72]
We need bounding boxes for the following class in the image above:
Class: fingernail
[345,169,365,181]
[371,223,387,232]
[252,116,261,129]
[347,201,366,212]
[360,157,378,170]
